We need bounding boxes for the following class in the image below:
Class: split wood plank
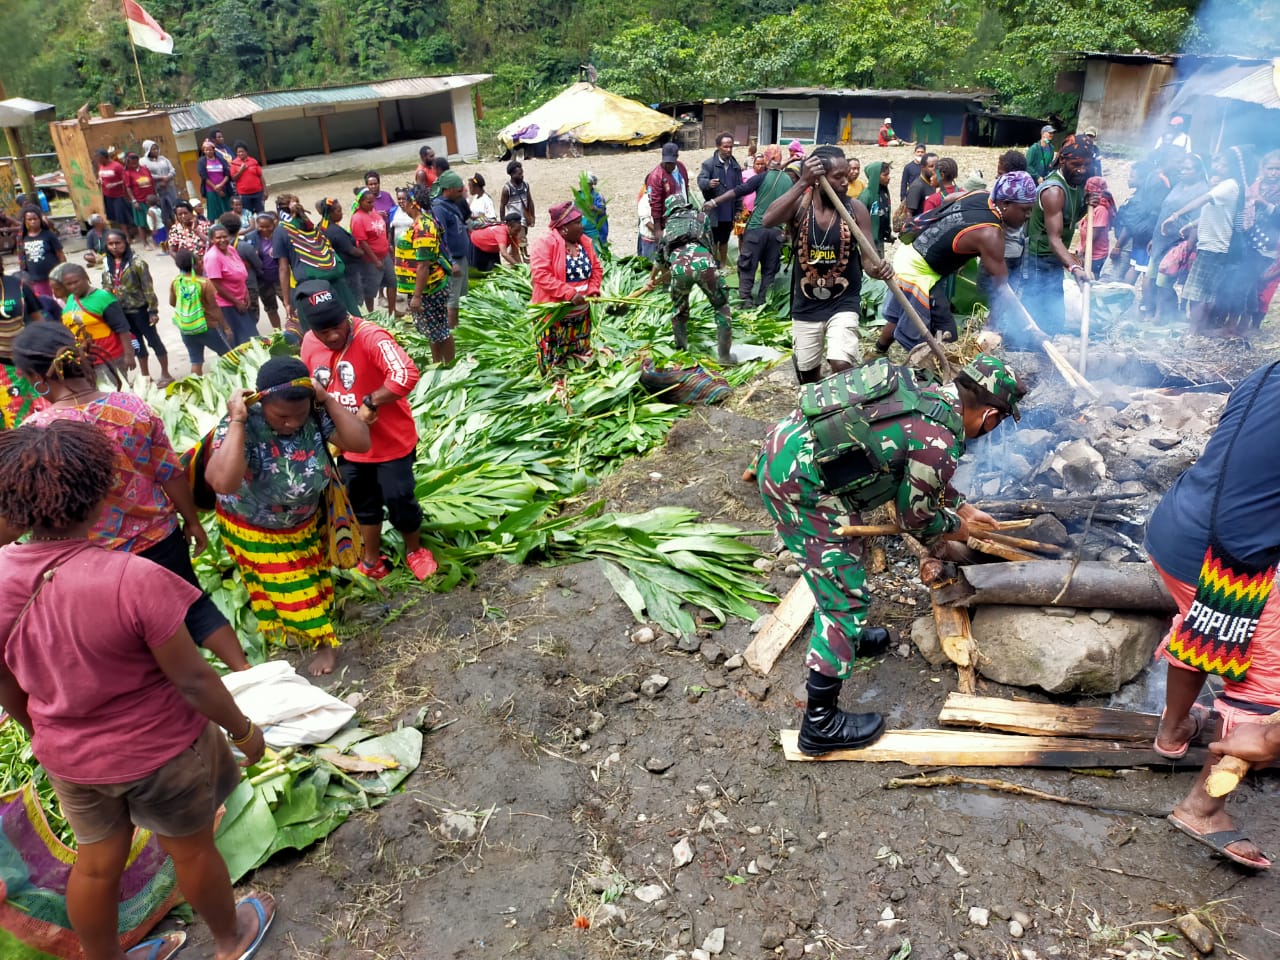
[779,728,1208,767]
[936,693,1215,744]
[966,537,1039,562]
[744,579,815,676]
[931,590,976,694]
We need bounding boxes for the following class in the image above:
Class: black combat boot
[797,670,885,756]
[672,318,689,349]
[857,626,897,657]
[716,327,735,365]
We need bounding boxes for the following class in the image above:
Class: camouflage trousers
[668,245,731,334]
[756,411,871,679]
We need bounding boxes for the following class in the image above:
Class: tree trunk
[934,560,1176,613]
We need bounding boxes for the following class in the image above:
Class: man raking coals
[641,195,735,364]
[757,354,1026,754]
[874,172,1038,355]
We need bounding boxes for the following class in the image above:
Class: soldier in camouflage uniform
[757,354,1026,754]
[643,194,735,363]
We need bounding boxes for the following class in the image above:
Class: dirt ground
[185,353,1280,960]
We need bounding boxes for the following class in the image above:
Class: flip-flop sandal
[1153,704,1210,759]
[126,931,187,960]
[1168,813,1273,870]
[234,892,276,960]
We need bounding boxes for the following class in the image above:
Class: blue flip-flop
[126,931,187,960]
[235,892,277,960]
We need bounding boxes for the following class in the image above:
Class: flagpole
[121,0,149,106]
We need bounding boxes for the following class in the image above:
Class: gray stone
[1042,606,1077,618]
[1011,428,1055,461]
[702,927,725,955]
[1099,546,1131,563]
[704,671,729,690]
[723,653,744,670]
[761,925,786,950]
[968,906,990,927]
[971,605,1166,694]
[1117,480,1149,497]
[783,939,805,960]
[440,812,477,842]
[677,633,703,652]
[700,642,726,664]
[1026,514,1069,547]
[1089,610,1113,625]
[1147,453,1195,491]
[645,756,675,773]
[641,674,671,698]
[910,616,951,667]
[745,677,771,701]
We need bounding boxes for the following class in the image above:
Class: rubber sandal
[233,891,277,960]
[1153,704,1210,759]
[1168,813,1272,870]
[357,557,393,580]
[126,932,187,960]
[405,547,438,581]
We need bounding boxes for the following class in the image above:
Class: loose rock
[702,927,725,955]
[645,756,675,773]
[631,626,657,644]
[968,906,990,928]
[633,883,665,903]
[439,812,477,842]
[1009,920,1024,938]
[700,641,725,664]
[672,837,694,868]
[724,653,744,670]
[909,616,951,667]
[1175,913,1214,954]
[641,674,670,698]
[745,677,771,701]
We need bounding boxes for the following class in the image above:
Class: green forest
[3,0,1277,150]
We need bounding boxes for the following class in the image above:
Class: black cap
[295,280,348,329]
[661,142,679,162]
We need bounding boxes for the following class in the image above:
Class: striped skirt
[216,508,338,650]
[537,304,592,372]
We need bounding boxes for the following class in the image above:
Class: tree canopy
[1,0,1273,150]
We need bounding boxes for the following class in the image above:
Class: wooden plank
[936,693,1211,743]
[931,591,976,694]
[779,728,1208,767]
[744,579,814,676]
[966,537,1038,562]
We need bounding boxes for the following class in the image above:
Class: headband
[248,377,314,404]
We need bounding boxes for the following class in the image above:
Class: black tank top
[912,191,1001,276]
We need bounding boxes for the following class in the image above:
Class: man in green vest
[757,353,1025,754]
[1021,139,1095,340]
[1027,125,1056,184]
[704,144,797,307]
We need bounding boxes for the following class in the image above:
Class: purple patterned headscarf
[992,171,1037,204]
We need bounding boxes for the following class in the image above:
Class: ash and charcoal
[951,344,1230,563]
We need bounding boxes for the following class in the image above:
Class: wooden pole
[318,116,330,155]
[121,0,149,106]
[813,174,953,378]
[376,104,389,147]
[1080,211,1094,376]
[0,79,36,198]
[1203,709,1280,797]
[995,285,1102,400]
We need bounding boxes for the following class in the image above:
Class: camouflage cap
[962,353,1024,422]
[664,193,693,219]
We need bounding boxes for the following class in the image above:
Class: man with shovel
[757,354,1026,755]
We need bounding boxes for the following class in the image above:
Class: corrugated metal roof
[737,87,990,103]
[1212,60,1280,109]
[167,74,491,133]
[1167,63,1275,113]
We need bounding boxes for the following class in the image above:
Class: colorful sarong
[537,303,592,373]
[638,359,731,405]
[0,363,48,430]
[0,781,180,960]
[216,509,338,650]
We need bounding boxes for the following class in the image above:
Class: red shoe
[406,547,438,581]
[357,556,393,580]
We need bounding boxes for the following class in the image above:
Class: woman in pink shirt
[0,420,275,960]
[349,188,395,313]
[203,222,258,345]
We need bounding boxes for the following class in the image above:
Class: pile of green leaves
[215,727,422,883]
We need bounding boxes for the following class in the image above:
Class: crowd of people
[2,113,1279,960]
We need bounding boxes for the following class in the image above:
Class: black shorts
[138,527,230,644]
[711,220,733,245]
[339,453,423,533]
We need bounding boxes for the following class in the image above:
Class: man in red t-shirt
[95,148,131,230]
[350,189,394,313]
[415,144,438,189]
[295,280,436,581]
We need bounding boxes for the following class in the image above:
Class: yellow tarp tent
[499,83,679,150]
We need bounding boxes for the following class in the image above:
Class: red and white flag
[124,0,174,55]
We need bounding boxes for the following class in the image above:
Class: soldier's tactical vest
[799,357,962,509]
[662,207,707,252]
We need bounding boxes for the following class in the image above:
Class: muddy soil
[176,354,1280,960]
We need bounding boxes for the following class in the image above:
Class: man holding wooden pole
[757,353,1026,755]
[761,146,894,384]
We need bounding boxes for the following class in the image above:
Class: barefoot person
[0,418,277,960]
[757,355,1025,755]
[1146,360,1280,870]
[204,356,371,676]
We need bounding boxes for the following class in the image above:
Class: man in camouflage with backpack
[757,353,1026,755]
[642,194,735,364]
